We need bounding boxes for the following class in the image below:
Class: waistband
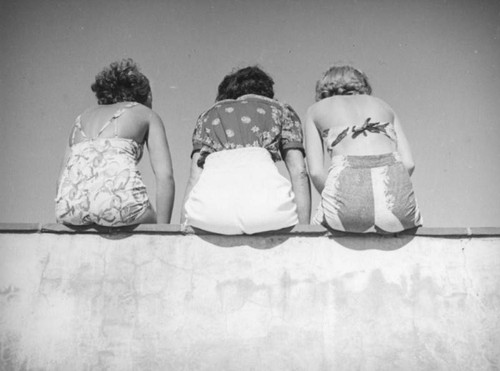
[330,152,401,169]
[204,147,273,169]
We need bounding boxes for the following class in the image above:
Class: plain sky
[1,0,499,227]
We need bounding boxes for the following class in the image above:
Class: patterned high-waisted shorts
[313,152,422,233]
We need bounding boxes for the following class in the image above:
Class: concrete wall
[1,225,500,370]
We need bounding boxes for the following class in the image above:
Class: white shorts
[185,147,298,235]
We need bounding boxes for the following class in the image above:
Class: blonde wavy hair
[315,65,372,101]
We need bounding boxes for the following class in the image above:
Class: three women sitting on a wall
[55,59,422,234]
[182,66,311,234]
[305,65,422,233]
[55,59,175,226]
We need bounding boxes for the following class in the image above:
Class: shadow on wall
[41,223,418,249]
[56,224,142,240]
[191,226,418,250]
[192,226,295,249]
[44,223,295,248]
[327,228,419,251]
[329,233,417,251]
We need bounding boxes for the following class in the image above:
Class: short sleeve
[191,113,205,158]
[191,109,218,168]
[280,104,305,156]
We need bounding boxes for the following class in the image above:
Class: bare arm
[304,106,327,194]
[393,113,415,176]
[180,152,203,224]
[284,149,311,224]
[146,112,175,223]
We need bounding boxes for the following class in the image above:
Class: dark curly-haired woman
[55,59,175,226]
[182,66,310,234]
[305,65,422,233]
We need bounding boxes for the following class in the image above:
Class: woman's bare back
[311,95,398,156]
[71,102,150,145]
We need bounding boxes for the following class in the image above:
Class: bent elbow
[308,172,325,192]
[290,167,309,180]
[307,168,323,182]
[157,172,175,187]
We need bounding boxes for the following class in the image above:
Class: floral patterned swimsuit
[55,103,151,226]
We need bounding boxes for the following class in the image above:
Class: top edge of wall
[0,223,499,238]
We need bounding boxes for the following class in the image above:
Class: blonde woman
[305,65,422,233]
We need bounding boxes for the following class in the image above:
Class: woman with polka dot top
[182,66,310,234]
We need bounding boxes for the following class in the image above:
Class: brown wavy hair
[91,58,151,105]
[216,66,275,101]
[315,65,372,101]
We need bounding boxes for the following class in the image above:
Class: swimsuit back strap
[71,115,87,145]
[96,102,138,138]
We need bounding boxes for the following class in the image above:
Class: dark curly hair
[91,58,151,105]
[315,65,372,101]
[216,66,274,101]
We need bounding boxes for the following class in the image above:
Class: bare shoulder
[147,108,163,125]
[79,105,104,118]
[132,102,153,115]
[307,97,333,115]
[128,103,162,123]
[367,95,394,111]
[306,102,318,117]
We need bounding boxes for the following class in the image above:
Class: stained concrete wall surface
[1,229,499,370]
